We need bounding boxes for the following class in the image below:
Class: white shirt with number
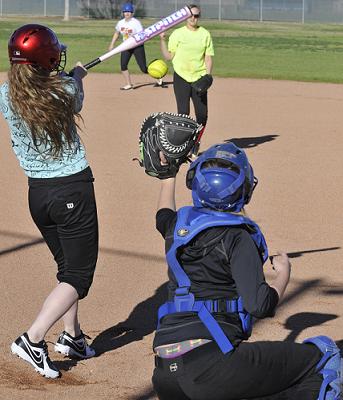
[115,17,143,41]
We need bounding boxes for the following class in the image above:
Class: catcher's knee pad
[303,335,342,400]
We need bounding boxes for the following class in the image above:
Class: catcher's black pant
[28,167,98,299]
[152,340,323,400]
[120,45,148,73]
[173,72,208,127]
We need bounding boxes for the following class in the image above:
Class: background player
[160,4,214,151]
[0,24,98,378]
[108,2,163,90]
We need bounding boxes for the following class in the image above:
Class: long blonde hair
[8,64,82,157]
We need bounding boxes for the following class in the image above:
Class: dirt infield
[0,73,342,400]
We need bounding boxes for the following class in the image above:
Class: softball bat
[83,6,192,70]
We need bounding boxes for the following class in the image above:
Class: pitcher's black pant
[152,340,322,400]
[28,167,98,299]
[120,45,148,73]
[173,72,208,127]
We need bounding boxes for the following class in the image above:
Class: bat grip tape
[84,58,101,70]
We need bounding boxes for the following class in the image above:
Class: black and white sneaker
[54,331,95,359]
[11,333,60,379]
[154,78,167,88]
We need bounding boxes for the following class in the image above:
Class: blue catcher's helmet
[122,2,134,12]
[186,142,257,212]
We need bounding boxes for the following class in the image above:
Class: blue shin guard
[303,336,342,400]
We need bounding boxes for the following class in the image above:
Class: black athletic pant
[152,340,322,400]
[28,167,98,299]
[173,72,208,126]
[120,45,147,73]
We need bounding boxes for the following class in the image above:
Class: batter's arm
[68,62,88,112]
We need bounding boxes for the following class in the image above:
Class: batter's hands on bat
[73,62,88,79]
[68,62,88,79]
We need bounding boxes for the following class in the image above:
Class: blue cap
[122,2,134,12]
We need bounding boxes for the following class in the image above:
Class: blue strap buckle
[174,288,195,312]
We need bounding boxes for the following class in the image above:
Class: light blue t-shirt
[0,76,88,178]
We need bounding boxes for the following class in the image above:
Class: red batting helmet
[8,24,66,72]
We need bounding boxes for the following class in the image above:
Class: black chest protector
[157,206,268,354]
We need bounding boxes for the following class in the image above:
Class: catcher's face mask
[187,142,257,211]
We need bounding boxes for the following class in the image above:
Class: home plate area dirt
[0,73,342,399]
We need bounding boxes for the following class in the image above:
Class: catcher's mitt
[191,74,213,95]
[138,112,202,179]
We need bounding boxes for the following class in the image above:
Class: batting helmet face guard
[186,142,257,212]
[122,2,134,13]
[8,24,66,72]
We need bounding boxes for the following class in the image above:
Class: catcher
[137,115,342,400]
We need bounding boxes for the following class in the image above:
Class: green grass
[1,16,343,83]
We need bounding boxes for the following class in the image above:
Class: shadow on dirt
[132,81,172,90]
[0,229,44,257]
[273,246,340,259]
[100,246,165,263]
[322,288,343,295]
[91,282,168,356]
[283,312,338,342]
[227,134,279,148]
[0,238,44,256]
[127,387,157,400]
[91,269,341,357]
[53,358,79,372]
[278,278,322,309]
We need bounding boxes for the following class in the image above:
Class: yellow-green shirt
[168,26,214,83]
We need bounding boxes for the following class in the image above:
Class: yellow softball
[147,59,168,79]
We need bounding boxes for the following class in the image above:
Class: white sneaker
[120,84,133,90]
[54,331,95,359]
[154,78,165,87]
[11,333,60,379]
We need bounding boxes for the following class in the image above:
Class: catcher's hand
[138,112,202,179]
[191,74,213,95]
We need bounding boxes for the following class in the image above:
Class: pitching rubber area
[0,73,342,399]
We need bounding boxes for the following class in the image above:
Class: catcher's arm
[157,175,176,212]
